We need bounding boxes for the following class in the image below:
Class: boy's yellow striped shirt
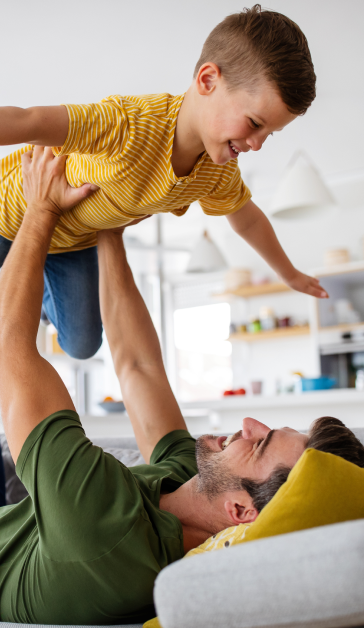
[0,93,251,253]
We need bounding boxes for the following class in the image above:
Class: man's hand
[22,146,99,218]
[281,268,328,299]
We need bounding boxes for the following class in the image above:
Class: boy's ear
[224,492,259,526]
[196,62,221,95]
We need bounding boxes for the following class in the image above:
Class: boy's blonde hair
[194,4,316,115]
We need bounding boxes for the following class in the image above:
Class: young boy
[0,5,327,358]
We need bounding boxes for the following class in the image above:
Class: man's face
[195,417,308,497]
[196,68,297,165]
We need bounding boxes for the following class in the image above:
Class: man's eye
[256,438,264,449]
[250,119,260,129]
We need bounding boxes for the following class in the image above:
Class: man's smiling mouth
[217,430,244,450]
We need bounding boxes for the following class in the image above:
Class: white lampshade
[187,230,228,273]
[270,153,335,219]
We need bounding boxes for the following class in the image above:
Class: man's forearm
[98,231,164,376]
[98,229,187,462]
[0,209,58,349]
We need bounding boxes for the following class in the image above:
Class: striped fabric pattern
[0,93,251,253]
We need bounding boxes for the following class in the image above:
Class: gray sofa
[1,430,364,628]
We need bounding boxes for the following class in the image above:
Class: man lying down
[1,148,364,626]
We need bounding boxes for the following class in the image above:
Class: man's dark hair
[240,465,291,513]
[305,416,364,468]
[241,417,364,513]
[194,4,316,115]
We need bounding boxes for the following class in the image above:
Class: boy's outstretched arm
[227,200,328,299]
[98,228,188,464]
[0,105,69,147]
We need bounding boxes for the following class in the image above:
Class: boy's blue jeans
[0,235,102,359]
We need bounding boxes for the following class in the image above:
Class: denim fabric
[0,236,102,359]
[0,443,5,506]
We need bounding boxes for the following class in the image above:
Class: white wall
[1,1,363,275]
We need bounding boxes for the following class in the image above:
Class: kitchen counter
[1,389,363,439]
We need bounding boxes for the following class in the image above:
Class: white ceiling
[1,0,363,272]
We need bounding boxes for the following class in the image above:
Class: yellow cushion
[144,619,162,628]
[185,522,251,558]
[241,448,364,544]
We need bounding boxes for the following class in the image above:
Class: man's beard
[195,435,242,500]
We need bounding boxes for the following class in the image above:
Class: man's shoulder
[131,431,197,499]
[150,429,196,466]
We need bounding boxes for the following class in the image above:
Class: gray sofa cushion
[154,518,364,628]
[0,436,28,505]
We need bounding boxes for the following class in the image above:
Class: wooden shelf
[215,282,291,299]
[230,325,310,342]
[318,322,364,333]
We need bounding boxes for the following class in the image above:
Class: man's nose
[242,417,270,440]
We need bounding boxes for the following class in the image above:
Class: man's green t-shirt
[0,411,197,624]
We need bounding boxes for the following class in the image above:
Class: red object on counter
[223,388,246,396]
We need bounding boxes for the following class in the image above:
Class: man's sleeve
[53,95,128,159]
[199,162,252,216]
[15,410,142,562]
[150,430,198,483]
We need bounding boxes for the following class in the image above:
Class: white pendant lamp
[270,152,335,219]
[187,230,228,273]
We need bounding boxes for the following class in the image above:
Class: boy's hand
[22,146,99,218]
[283,269,328,299]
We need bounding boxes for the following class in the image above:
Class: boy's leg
[43,247,103,359]
[0,235,13,265]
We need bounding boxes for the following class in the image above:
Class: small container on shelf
[225,268,252,291]
[324,248,350,267]
[248,319,261,333]
[277,316,291,328]
[296,376,336,392]
[259,306,276,331]
[251,381,263,395]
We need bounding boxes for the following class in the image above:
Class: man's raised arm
[98,229,187,463]
[0,148,97,463]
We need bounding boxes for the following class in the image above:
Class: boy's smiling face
[195,63,297,165]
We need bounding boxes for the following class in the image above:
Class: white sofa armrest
[154,519,364,628]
